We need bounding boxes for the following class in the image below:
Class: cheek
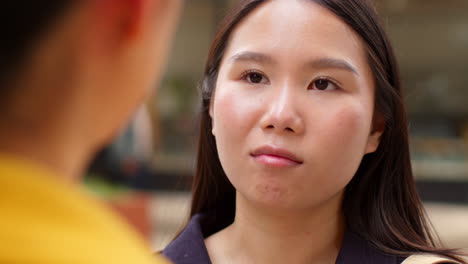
[315,104,372,182]
[211,86,258,171]
[330,107,370,145]
[307,104,371,173]
[212,85,261,140]
[212,92,243,139]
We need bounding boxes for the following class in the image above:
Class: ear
[365,112,385,154]
[86,0,159,52]
[209,98,215,136]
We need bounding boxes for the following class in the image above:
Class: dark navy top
[163,214,405,264]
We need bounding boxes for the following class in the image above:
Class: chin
[240,181,334,213]
[245,182,297,209]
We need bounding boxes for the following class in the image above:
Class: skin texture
[0,0,182,181]
[206,0,383,264]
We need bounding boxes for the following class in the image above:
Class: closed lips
[251,146,303,164]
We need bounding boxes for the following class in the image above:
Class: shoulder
[401,253,467,264]
[0,157,161,264]
[337,231,405,264]
[163,214,212,264]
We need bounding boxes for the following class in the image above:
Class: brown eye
[314,79,330,90]
[309,78,338,91]
[241,70,269,85]
[247,72,264,84]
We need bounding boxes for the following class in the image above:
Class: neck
[208,193,345,264]
[0,116,96,183]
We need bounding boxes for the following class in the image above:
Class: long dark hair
[190,0,464,260]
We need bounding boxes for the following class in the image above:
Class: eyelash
[309,77,341,91]
[240,70,269,84]
[240,70,341,91]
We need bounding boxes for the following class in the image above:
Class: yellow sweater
[0,155,168,263]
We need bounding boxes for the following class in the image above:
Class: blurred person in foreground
[0,0,181,263]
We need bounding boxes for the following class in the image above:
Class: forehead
[224,0,370,74]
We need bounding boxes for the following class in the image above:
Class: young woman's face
[210,0,382,211]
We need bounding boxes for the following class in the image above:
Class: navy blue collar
[163,213,404,264]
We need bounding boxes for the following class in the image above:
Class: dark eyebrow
[227,51,275,65]
[307,57,359,75]
[227,51,358,75]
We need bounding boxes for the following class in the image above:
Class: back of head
[1,2,74,91]
[0,0,182,180]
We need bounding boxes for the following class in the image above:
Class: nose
[259,84,304,135]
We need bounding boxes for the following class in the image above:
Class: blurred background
[84,0,468,252]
